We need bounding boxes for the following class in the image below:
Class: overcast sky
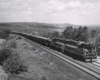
[0,0,100,25]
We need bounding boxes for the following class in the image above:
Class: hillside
[0,22,79,31]
[0,22,100,34]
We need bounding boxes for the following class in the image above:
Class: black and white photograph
[0,0,100,80]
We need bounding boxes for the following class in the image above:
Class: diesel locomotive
[11,32,97,62]
[50,38,97,61]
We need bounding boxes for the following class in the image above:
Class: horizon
[0,21,100,27]
[0,0,100,25]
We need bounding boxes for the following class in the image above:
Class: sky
[0,0,100,25]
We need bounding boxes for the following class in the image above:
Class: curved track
[22,36,100,79]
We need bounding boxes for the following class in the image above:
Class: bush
[1,40,17,49]
[9,41,17,48]
[2,52,27,74]
[0,29,10,39]
[0,49,11,64]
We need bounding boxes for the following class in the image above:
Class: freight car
[11,32,97,62]
[11,32,51,46]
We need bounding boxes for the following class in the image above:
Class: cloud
[0,0,100,24]
[40,0,100,17]
[66,1,82,8]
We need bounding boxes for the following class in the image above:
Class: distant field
[0,22,64,35]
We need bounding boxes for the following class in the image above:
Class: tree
[0,49,11,64]
[62,26,89,42]
[62,26,73,39]
[74,26,89,42]
[52,31,59,38]
[81,26,89,42]
[74,26,82,41]
[90,29,96,38]
[72,28,78,40]
[0,29,10,39]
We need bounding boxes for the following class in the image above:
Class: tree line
[44,26,97,42]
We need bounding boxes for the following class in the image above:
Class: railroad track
[87,61,100,70]
[20,37,100,80]
[92,60,100,67]
[92,62,100,67]
[89,57,100,67]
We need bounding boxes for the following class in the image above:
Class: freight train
[11,32,97,62]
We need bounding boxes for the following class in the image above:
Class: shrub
[2,52,27,74]
[41,76,46,80]
[0,29,10,39]
[0,49,11,64]
[9,41,17,48]
[1,40,17,49]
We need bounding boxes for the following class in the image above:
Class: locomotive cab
[78,42,97,62]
